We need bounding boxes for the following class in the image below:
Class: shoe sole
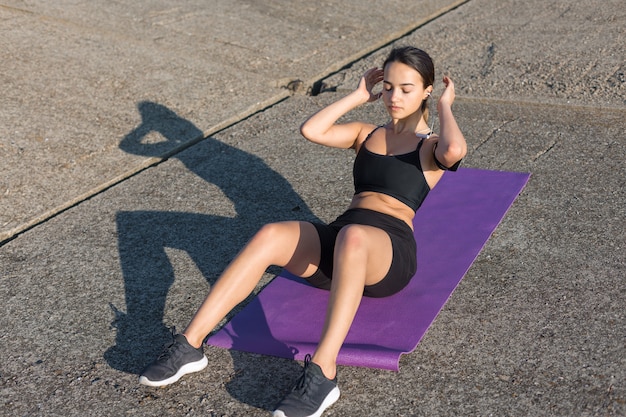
[138,356,208,387]
[272,386,340,417]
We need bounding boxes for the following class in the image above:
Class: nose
[390,88,402,103]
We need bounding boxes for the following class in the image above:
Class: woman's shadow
[105,101,317,408]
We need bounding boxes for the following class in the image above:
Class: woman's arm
[433,76,467,169]
[300,68,383,149]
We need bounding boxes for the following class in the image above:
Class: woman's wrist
[349,88,372,106]
[437,101,453,113]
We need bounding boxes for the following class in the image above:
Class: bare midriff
[348,191,415,230]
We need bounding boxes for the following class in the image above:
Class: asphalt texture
[1,0,625,416]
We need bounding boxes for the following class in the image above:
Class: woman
[139,46,467,417]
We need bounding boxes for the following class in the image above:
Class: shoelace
[156,328,179,361]
[292,354,313,393]
[156,340,176,361]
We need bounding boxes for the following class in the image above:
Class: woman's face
[382,61,431,120]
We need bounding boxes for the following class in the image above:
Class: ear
[424,87,433,100]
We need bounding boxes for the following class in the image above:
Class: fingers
[441,76,456,100]
[365,68,384,85]
[437,75,457,107]
[366,67,383,76]
[359,68,383,102]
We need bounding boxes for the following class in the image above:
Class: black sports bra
[353,128,430,212]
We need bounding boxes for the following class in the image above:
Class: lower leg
[182,241,273,348]
[183,222,320,348]
[312,277,364,380]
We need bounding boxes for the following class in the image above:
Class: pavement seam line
[307,0,473,96]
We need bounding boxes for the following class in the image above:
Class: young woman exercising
[139,46,467,417]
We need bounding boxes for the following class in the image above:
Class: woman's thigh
[334,224,393,287]
[257,221,321,278]
[334,222,417,298]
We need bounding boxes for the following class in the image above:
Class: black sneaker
[273,355,340,417]
[138,333,208,387]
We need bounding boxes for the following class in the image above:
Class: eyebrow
[383,80,415,87]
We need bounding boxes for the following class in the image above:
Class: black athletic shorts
[306,208,417,298]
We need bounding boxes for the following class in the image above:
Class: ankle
[311,357,336,380]
[181,332,203,349]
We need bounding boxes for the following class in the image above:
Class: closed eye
[383,81,414,93]
[383,87,413,94]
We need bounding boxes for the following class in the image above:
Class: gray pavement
[1,0,467,242]
[1,0,625,416]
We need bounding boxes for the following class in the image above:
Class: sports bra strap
[363,126,383,143]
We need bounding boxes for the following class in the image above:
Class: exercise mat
[207,168,530,370]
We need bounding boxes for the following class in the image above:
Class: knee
[252,222,284,246]
[335,225,368,254]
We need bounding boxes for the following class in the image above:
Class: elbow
[446,141,467,162]
[300,121,327,144]
[437,139,467,168]
[299,122,314,142]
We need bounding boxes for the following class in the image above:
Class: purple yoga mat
[207,168,530,370]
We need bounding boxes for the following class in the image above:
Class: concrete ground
[1,0,624,416]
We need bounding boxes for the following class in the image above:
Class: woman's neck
[389,112,428,135]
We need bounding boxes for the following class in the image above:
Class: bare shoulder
[353,122,381,150]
